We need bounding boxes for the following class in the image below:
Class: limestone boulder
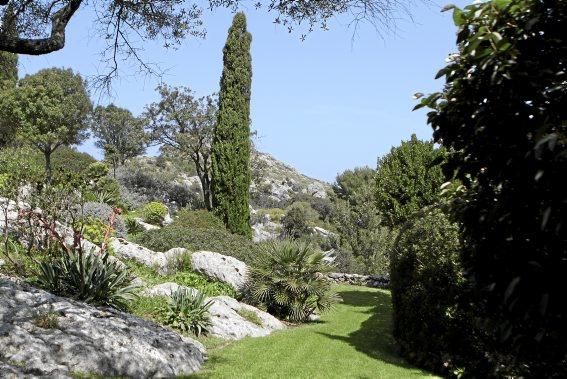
[207,296,286,340]
[0,276,206,378]
[190,251,249,291]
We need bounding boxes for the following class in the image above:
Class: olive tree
[145,85,217,210]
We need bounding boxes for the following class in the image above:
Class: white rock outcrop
[190,251,249,291]
[207,295,285,340]
[0,276,206,378]
[143,283,286,340]
[109,238,187,275]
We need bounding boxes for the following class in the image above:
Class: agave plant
[161,288,213,336]
[38,251,139,311]
[245,240,339,322]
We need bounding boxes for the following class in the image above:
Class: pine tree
[211,12,252,237]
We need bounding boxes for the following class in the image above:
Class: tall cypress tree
[211,12,252,237]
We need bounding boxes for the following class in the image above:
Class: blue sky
[18,0,470,182]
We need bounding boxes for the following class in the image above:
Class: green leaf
[453,8,464,26]
[493,0,511,10]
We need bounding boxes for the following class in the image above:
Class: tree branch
[0,0,83,55]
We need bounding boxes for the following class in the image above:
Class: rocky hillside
[250,151,331,206]
[116,150,331,210]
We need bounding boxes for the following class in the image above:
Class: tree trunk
[44,149,52,184]
[193,152,213,211]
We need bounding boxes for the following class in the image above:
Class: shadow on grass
[318,289,420,372]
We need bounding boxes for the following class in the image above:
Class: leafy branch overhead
[0,0,421,86]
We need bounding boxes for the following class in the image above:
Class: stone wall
[326,272,390,288]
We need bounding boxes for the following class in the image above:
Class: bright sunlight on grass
[190,285,437,379]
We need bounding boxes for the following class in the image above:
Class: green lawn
[191,285,436,379]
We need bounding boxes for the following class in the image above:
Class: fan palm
[245,240,339,322]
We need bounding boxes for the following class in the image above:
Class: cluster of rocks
[108,241,284,340]
[0,276,206,378]
[326,272,390,288]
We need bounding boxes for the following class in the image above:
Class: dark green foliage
[332,249,367,275]
[124,216,145,236]
[170,209,225,230]
[0,6,18,147]
[281,203,313,239]
[292,194,334,222]
[419,1,567,376]
[390,208,471,375]
[331,166,392,275]
[91,104,147,176]
[0,5,17,88]
[37,251,139,311]
[50,147,97,175]
[211,12,253,237]
[244,240,338,322]
[134,226,262,264]
[0,67,92,182]
[160,288,213,336]
[83,162,122,206]
[332,166,375,203]
[375,135,446,227]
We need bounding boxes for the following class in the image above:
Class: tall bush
[375,135,446,227]
[390,208,473,374]
[418,1,567,376]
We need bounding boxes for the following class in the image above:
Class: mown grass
[189,285,436,379]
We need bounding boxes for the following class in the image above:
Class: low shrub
[390,208,472,374]
[169,271,237,298]
[81,202,126,238]
[160,288,213,336]
[124,258,236,298]
[244,240,339,322]
[115,158,202,210]
[80,218,109,246]
[134,227,264,264]
[83,163,123,207]
[141,202,168,225]
[171,209,225,230]
[124,216,145,236]
[37,251,139,311]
